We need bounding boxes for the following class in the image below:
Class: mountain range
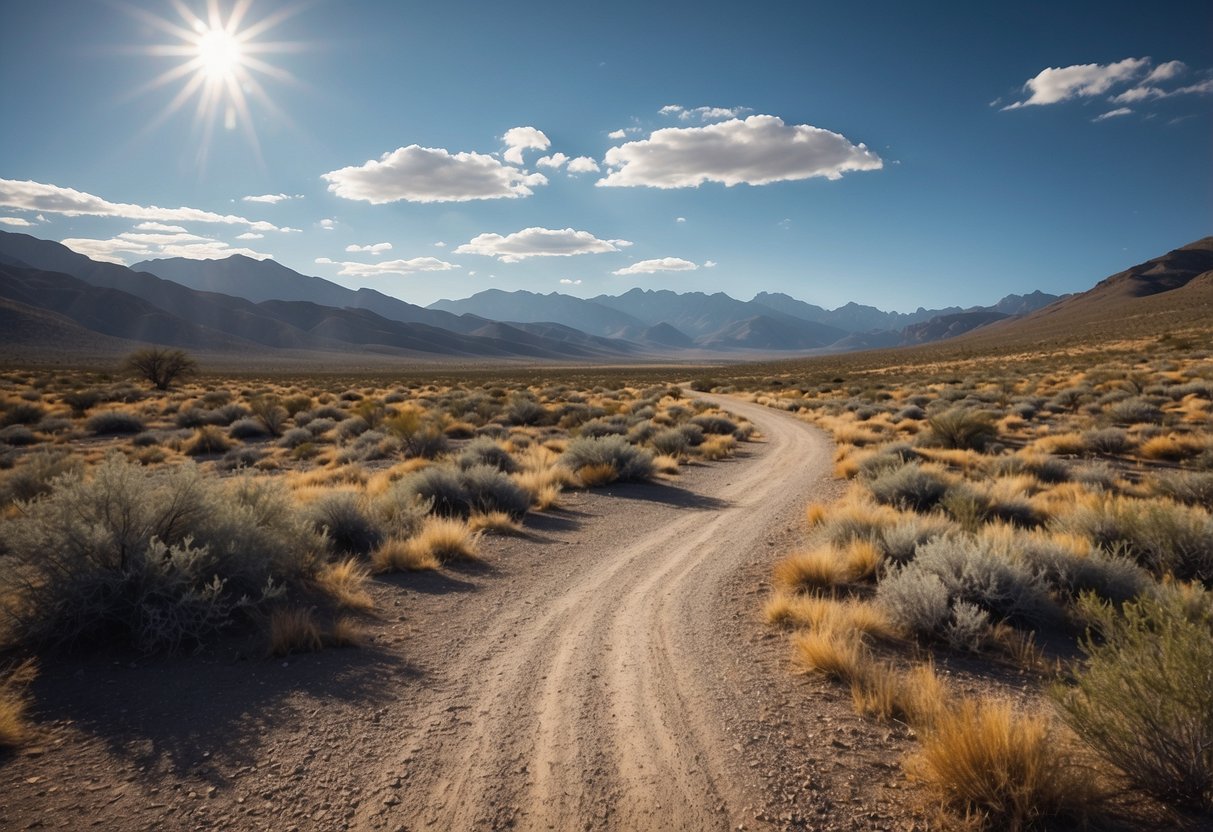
[2,228,1205,364]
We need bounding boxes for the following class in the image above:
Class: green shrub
[0,457,320,650]
[1053,590,1213,813]
[561,436,655,482]
[86,410,145,435]
[924,408,997,451]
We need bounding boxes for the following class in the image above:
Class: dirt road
[353,392,834,831]
[5,394,918,831]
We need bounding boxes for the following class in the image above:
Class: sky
[0,0,1210,312]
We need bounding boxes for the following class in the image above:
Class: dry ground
[0,393,929,831]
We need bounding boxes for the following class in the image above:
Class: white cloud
[61,231,269,265]
[598,115,882,189]
[613,257,699,275]
[314,256,459,277]
[320,219,335,230]
[536,152,569,169]
[242,193,300,204]
[455,227,629,263]
[1093,107,1133,122]
[434,241,446,247]
[660,104,752,122]
[608,129,627,139]
[133,221,187,232]
[501,126,550,165]
[1113,75,1213,103]
[566,156,600,174]
[0,178,281,230]
[1145,60,1186,83]
[675,216,686,223]
[236,232,264,240]
[559,278,582,285]
[322,145,546,204]
[0,217,33,227]
[703,260,717,268]
[1003,58,1149,108]
[345,242,393,254]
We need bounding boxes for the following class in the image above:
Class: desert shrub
[175,407,218,429]
[335,416,369,441]
[651,427,690,456]
[408,425,449,459]
[1054,495,1213,583]
[1083,427,1133,455]
[941,483,1043,530]
[868,463,951,513]
[267,607,323,657]
[34,417,71,435]
[924,408,998,451]
[393,465,470,518]
[1016,536,1148,604]
[86,410,145,435]
[211,403,249,425]
[61,389,103,415]
[677,423,706,447]
[878,515,956,564]
[308,493,383,556]
[228,418,268,440]
[281,394,313,417]
[278,427,313,449]
[0,426,35,446]
[218,447,265,471]
[0,457,320,650]
[1154,471,1213,510]
[879,536,1056,641]
[1054,590,1213,813]
[688,378,717,392]
[457,437,518,473]
[856,443,922,480]
[1,402,46,427]
[1106,397,1164,426]
[249,396,289,436]
[690,414,738,435]
[460,465,531,519]
[910,698,1101,830]
[0,450,82,505]
[373,486,430,539]
[0,660,37,749]
[183,425,232,456]
[305,417,337,437]
[579,418,627,438]
[561,436,655,482]
[506,396,546,426]
[124,347,197,390]
[896,404,927,421]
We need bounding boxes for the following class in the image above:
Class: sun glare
[127,0,307,167]
[196,25,241,79]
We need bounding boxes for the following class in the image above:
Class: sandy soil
[0,394,923,831]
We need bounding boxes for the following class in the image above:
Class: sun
[126,1,307,166]
[195,24,242,80]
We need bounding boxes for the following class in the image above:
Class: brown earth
[0,394,925,831]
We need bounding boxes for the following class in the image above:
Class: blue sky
[0,0,1209,311]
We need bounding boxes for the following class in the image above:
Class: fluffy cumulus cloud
[242,193,300,204]
[660,104,752,122]
[345,242,393,254]
[455,227,629,263]
[612,257,699,275]
[1003,58,1149,108]
[501,126,550,165]
[536,152,569,169]
[0,178,283,231]
[319,218,335,230]
[60,228,270,265]
[314,256,458,277]
[598,115,882,189]
[559,278,582,285]
[322,146,546,204]
[566,156,600,174]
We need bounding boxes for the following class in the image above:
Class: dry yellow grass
[763,592,835,629]
[408,517,481,564]
[325,616,364,648]
[774,545,850,591]
[652,454,680,475]
[792,624,867,681]
[315,558,374,611]
[1139,433,1205,461]
[1033,431,1087,455]
[805,501,828,527]
[468,511,523,535]
[698,435,737,460]
[576,462,619,487]
[843,539,882,581]
[268,607,323,656]
[372,536,440,572]
[907,698,1100,830]
[0,660,36,749]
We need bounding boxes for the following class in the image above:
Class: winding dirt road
[354,392,834,831]
[5,394,914,832]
